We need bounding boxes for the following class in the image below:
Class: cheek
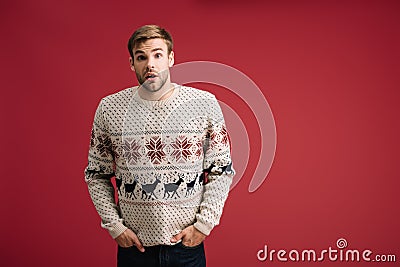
[161,59,171,69]
[133,63,144,72]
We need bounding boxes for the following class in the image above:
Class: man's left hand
[170,225,206,247]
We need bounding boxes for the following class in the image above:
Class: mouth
[145,72,158,80]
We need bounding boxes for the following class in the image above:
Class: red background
[1,0,399,266]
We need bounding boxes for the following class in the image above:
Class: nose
[147,58,155,71]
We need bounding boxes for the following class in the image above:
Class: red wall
[1,0,399,266]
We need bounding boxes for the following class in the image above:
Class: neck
[138,80,175,101]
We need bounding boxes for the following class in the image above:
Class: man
[85,25,234,267]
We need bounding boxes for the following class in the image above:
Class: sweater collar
[132,83,180,108]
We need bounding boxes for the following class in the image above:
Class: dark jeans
[117,242,206,267]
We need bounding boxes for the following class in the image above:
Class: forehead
[133,38,168,53]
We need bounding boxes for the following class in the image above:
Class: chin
[142,83,162,92]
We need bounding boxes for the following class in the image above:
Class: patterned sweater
[84,84,234,246]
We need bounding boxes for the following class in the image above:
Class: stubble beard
[137,70,169,93]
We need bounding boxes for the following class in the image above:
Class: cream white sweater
[85,84,234,246]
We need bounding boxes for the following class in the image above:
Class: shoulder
[176,85,222,117]
[99,87,134,108]
[178,84,216,101]
[101,87,133,103]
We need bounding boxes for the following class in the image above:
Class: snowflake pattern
[112,142,122,159]
[145,136,166,164]
[171,136,193,163]
[123,138,141,165]
[96,133,112,157]
[219,125,229,145]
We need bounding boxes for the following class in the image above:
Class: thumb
[135,240,145,253]
[171,231,185,243]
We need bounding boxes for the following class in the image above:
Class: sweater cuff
[193,221,213,236]
[108,222,128,239]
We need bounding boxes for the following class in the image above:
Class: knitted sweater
[84,84,234,246]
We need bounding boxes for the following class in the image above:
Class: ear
[168,51,175,67]
[129,57,135,71]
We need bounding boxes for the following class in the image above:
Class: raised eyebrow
[134,50,145,55]
[134,48,164,55]
[152,48,165,53]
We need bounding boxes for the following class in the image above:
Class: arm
[84,100,128,239]
[171,96,234,246]
[194,96,235,236]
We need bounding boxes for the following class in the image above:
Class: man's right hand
[115,229,145,252]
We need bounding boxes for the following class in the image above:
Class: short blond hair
[127,25,173,59]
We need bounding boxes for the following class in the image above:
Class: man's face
[130,38,174,93]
